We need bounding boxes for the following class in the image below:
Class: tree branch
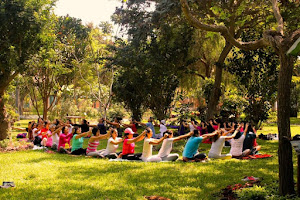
[180,0,269,50]
[271,0,284,36]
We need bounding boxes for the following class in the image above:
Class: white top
[230,134,245,156]
[52,132,60,146]
[208,136,226,156]
[142,138,154,161]
[189,124,195,132]
[102,137,122,156]
[158,124,167,138]
[158,138,175,158]
[32,128,40,138]
[68,125,73,134]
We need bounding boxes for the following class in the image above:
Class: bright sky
[54,0,122,34]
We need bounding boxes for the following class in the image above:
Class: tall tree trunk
[43,96,48,120]
[0,90,9,140]
[277,52,295,195]
[206,42,232,120]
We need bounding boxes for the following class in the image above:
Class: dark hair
[163,130,173,137]
[83,119,88,124]
[123,133,130,139]
[92,127,99,136]
[55,119,60,126]
[234,131,242,139]
[73,127,80,135]
[192,130,199,137]
[212,131,220,142]
[62,126,67,134]
[248,124,254,133]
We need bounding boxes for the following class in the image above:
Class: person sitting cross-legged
[155,130,193,162]
[141,128,168,162]
[97,128,123,159]
[182,129,218,162]
[86,128,110,157]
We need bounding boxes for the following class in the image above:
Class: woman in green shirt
[71,127,91,155]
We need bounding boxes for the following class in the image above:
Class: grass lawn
[1,120,300,199]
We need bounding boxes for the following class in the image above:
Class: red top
[122,139,135,155]
[58,133,73,150]
[41,128,49,140]
[131,124,137,133]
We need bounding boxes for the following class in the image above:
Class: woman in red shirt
[119,128,146,160]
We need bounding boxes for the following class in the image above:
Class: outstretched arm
[173,131,193,142]
[93,132,110,140]
[149,134,168,145]
[137,121,147,127]
[75,130,91,139]
[202,130,219,140]
[110,138,123,145]
[127,131,147,144]
[225,125,242,140]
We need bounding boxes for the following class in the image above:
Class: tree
[26,15,90,120]
[112,0,194,120]
[180,0,300,195]
[0,0,55,140]
[227,32,279,128]
[76,24,115,118]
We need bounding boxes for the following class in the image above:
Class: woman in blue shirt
[183,129,218,162]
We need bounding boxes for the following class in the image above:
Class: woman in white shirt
[157,130,193,161]
[230,123,251,158]
[98,128,123,159]
[141,128,167,162]
[208,124,241,159]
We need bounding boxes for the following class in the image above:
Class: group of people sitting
[15,116,261,162]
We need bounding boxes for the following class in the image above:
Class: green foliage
[227,31,279,127]
[173,92,194,122]
[111,0,195,120]
[237,186,267,200]
[220,90,248,121]
[0,0,55,91]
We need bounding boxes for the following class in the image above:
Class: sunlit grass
[1,119,300,199]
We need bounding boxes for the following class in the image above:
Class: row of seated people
[20,118,261,162]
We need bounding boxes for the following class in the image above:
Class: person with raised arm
[58,126,73,153]
[182,129,218,162]
[230,123,252,158]
[156,130,193,161]
[105,117,122,137]
[86,128,110,157]
[122,119,138,134]
[208,124,241,159]
[137,117,156,138]
[153,119,167,139]
[141,128,168,162]
[71,127,92,155]
[98,128,123,159]
[243,123,261,155]
[119,128,147,160]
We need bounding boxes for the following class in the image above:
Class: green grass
[1,120,300,199]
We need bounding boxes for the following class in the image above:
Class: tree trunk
[277,52,295,195]
[43,96,48,120]
[0,90,9,140]
[206,42,232,120]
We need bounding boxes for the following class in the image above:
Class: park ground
[1,118,300,199]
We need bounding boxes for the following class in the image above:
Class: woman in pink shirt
[119,128,146,160]
[58,126,73,153]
